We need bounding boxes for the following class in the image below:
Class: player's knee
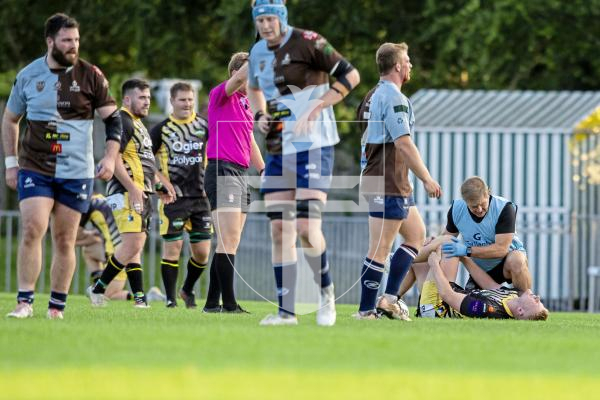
[404,229,426,249]
[190,236,211,260]
[20,219,47,242]
[162,238,183,259]
[367,243,392,263]
[267,203,295,243]
[296,220,316,242]
[117,240,145,262]
[505,251,528,274]
[191,251,210,264]
[440,234,454,243]
[270,220,285,244]
[218,236,241,253]
[53,230,77,251]
[296,200,324,240]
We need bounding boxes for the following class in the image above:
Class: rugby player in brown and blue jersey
[88,79,176,308]
[355,43,441,320]
[247,0,360,326]
[3,13,122,320]
[149,82,212,308]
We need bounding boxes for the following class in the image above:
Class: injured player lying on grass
[421,251,548,320]
[399,236,548,320]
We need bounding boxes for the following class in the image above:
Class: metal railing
[0,208,586,310]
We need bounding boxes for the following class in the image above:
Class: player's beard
[51,45,78,67]
[133,104,149,118]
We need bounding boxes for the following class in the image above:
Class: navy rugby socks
[273,263,297,316]
[304,250,332,288]
[385,244,417,296]
[359,257,384,312]
[17,290,34,304]
[48,291,67,311]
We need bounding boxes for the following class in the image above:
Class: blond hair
[528,307,549,321]
[228,52,249,77]
[376,42,408,75]
[460,176,490,203]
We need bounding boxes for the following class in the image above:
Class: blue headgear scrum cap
[252,0,288,34]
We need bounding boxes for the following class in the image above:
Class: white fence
[412,128,574,310]
[0,209,584,310]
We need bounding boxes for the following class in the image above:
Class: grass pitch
[1,293,599,400]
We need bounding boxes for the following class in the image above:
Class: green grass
[1,293,599,400]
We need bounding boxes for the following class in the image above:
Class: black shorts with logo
[159,196,212,240]
[205,159,251,213]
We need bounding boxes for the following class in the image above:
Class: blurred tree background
[1,0,599,205]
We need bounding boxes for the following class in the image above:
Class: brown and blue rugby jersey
[6,56,115,178]
[248,27,346,154]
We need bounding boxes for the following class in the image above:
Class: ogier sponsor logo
[172,141,203,154]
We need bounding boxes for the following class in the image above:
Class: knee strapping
[266,203,296,221]
[296,199,325,219]
[163,233,184,242]
[189,231,211,243]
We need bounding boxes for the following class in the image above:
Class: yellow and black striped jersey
[79,194,121,254]
[107,107,156,195]
[150,112,208,197]
[459,286,518,319]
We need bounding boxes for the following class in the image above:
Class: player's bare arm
[469,232,513,259]
[153,170,176,205]
[246,85,269,134]
[75,227,102,247]
[1,108,22,190]
[428,252,466,311]
[394,135,441,198]
[113,156,146,213]
[295,66,360,134]
[96,104,122,181]
[414,235,455,263]
[225,62,249,96]
[250,136,265,173]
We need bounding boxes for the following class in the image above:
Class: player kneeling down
[420,252,548,321]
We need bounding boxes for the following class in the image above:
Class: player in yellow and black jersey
[149,82,212,308]
[88,79,176,308]
[76,193,129,300]
[419,247,548,321]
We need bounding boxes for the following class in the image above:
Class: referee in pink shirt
[204,52,265,313]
